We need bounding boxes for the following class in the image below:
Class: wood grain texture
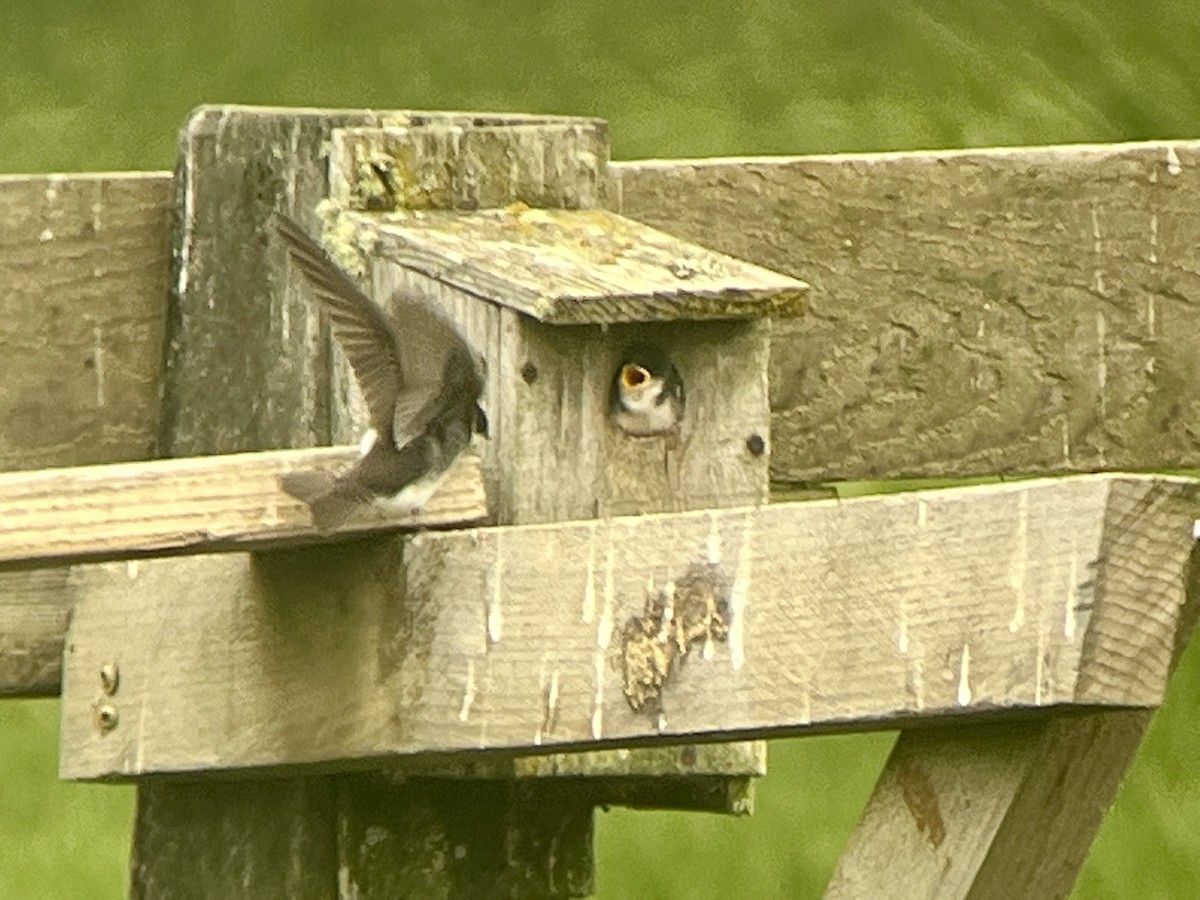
[0,448,486,568]
[58,475,1199,779]
[826,539,1200,899]
[131,778,339,900]
[131,775,597,899]
[139,107,636,896]
[374,261,773,524]
[162,108,613,459]
[5,143,1200,483]
[0,172,170,472]
[366,208,806,323]
[329,124,770,786]
[0,568,72,697]
[615,142,1200,482]
[329,121,611,211]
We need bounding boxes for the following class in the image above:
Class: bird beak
[621,364,650,391]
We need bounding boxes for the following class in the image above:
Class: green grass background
[2,1,1199,897]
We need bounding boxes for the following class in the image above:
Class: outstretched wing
[277,216,404,436]
[277,216,483,448]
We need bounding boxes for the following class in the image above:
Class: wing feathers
[276,215,484,449]
[276,217,403,434]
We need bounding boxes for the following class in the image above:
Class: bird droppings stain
[621,562,731,714]
[897,762,946,850]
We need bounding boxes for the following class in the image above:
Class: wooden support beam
[58,474,1199,780]
[826,539,1200,898]
[615,142,1200,482]
[0,447,486,569]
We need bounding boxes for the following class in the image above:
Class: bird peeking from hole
[608,346,685,438]
[275,215,487,531]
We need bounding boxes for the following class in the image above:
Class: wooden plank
[826,530,1200,898]
[0,172,171,471]
[4,143,1199,486]
[360,208,807,323]
[0,448,486,568]
[615,142,1200,482]
[58,475,1200,779]
[0,569,71,697]
[330,121,611,211]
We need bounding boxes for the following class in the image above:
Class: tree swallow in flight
[275,216,487,531]
[608,346,685,437]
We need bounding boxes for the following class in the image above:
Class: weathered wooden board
[58,475,1199,779]
[824,481,1200,898]
[0,172,171,472]
[825,711,1178,900]
[6,143,1200,486]
[161,106,615,459]
[615,142,1200,482]
[329,121,611,211]
[140,107,623,897]
[0,568,72,697]
[363,208,806,323]
[0,447,484,569]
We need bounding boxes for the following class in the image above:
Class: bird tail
[281,471,359,532]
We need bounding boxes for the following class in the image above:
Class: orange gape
[621,364,650,389]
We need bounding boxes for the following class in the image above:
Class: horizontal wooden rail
[0,446,488,569]
[0,447,486,697]
[49,472,1198,780]
[7,143,1200,485]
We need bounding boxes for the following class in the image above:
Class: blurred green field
[2,2,1199,897]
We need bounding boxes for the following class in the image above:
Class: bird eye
[621,364,650,389]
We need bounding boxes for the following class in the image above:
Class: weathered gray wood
[361,209,806,323]
[0,447,486,568]
[0,172,171,472]
[136,107,369,893]
[131,779,339,899]
[326,124,769,789]
[162,107,613,459]
[0,568,71,697]
[59,475,1199,779]
[7,144,1200,486]
[144,107,644,898]
[329,121,611,211]
[615,142,1200,483]
[374,260,773,523]
[825,483,1200,900]
[336,776,594,898]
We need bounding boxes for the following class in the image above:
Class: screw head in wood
[94,703,119,734]
[100,661,120,696]
[521,361,539,384]
[746,433,766,457]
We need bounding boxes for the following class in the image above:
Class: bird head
[608,347,685,437]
